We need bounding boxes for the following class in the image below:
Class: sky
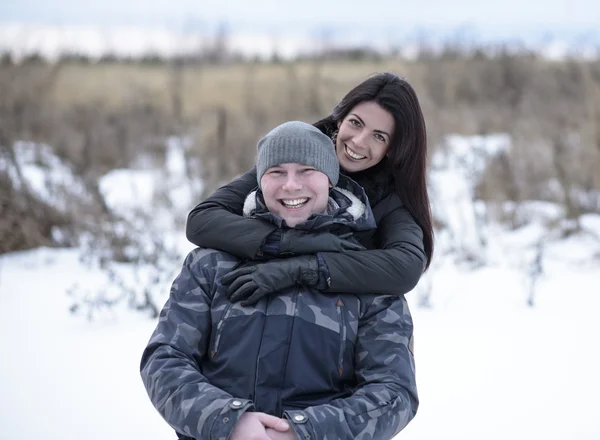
[1,0,600,33]
[2,0,600,56]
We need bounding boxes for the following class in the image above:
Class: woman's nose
[352,130,369,149]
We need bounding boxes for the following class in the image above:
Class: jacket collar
[243,174,376,232]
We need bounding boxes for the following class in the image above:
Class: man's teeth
[345,145,366,160]
[282,198,308,208]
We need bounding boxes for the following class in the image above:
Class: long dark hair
[314,72,433,269]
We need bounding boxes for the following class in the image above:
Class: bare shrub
[68,208,180,321]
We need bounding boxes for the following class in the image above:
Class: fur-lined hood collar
[242,174,376,232]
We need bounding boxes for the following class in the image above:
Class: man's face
[260,163,331,227]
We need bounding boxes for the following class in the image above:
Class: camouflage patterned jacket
[140,175,418,440]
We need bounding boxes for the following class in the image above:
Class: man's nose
[282,174,302,191]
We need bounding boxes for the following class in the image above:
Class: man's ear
[329,181,333,189]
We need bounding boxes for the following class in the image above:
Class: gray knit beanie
[256,121,339,188]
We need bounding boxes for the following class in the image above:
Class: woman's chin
[339,157,368,173]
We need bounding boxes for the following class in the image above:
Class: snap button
[231,400,243,408]
[293,414,306,422]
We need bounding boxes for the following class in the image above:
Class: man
[140,121,418,440]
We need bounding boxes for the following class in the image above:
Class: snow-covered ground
[1,133,599,439]
[1,226,599,439]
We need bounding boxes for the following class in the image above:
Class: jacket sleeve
[140,249,254,439]
[284,294,418,439]
[321,198,427,295]
[185,168,278,260]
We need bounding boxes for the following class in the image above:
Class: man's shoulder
[184,247,239,273]
[179,248,240,297]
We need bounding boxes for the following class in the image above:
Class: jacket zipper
[336,298,346,376]
[211,302,233,358]
[276,288,299,417]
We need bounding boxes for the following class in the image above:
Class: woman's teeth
[345,145,366,160]
[281,198,308,208]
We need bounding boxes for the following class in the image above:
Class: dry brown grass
[48,60,417,116]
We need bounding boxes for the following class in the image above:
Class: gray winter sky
[1,0,599,31]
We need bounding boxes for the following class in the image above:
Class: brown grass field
[48,60,420,115]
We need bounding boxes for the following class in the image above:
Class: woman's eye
[375,134,386,142]
[349,119,361,127]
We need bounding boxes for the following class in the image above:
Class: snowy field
[1,228,599,439]
[1,135,599,439]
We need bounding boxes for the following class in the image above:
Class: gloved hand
[221,256,319,306]
[279,229,365,256]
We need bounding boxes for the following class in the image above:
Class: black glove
[221,256,319,306]
[279,229,365,256]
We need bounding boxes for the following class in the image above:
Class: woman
[186,72,433,303]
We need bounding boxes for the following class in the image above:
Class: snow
[93,135,200,257]
[2,21,600,61]
[0,249,173,439]
[1,133,600,439]
[99,136,202,220]
[0,23,316,61]
[1,226,598,439]
[0,23,206,60]
[1,141,92,212]
[430,134,511,263]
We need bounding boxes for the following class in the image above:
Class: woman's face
[335,101,395,173]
